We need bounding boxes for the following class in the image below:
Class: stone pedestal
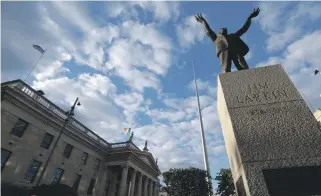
[217,64,321,196]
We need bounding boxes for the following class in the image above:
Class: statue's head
[220,28,228,35]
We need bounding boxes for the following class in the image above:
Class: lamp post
[36,97,81,186]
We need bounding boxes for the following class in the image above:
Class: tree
[163,167,213,196]
[214,168,235,196]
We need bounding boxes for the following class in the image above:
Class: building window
[11,118,28,137]
[24,160,42,183]
[94,158,101,171]
[82,152,89,165]
[1,148,12,170]
[40,133,54,149]
[63,144,73,158]
[72,174,82,191]
[87,178,96,195]
[52,168,64,184]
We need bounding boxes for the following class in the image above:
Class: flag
[123,128,132,135]
[33,44,46,54]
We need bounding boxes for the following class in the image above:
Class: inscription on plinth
[218,64,303,108]
[236,82,289,104]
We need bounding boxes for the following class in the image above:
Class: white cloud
[257,30,321,73]
[117,68,162,93]
[122,21,172,50]
[105,38,170,76]
[35,61,70,81]
[38,3,173,92]
[257,2,321,52]
[176,15,205,48]
[104,20,174,92]
[114,91,145,125]
[136,1,180,22]
[107,1,180,22]
[187,79,217,97]
[49,1,96,33]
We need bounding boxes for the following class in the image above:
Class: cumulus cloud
[49,1,96,33]
[106,1,180,22]
[257,2,321,52]
[3,1,173,92]
[187,78,217,97]
[176,15,205,48]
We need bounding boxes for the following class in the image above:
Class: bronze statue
[195,8,260,73]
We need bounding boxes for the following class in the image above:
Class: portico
[102,142,161,196]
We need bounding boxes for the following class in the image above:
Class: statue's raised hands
[249,7,260,19]
[195,13,207,24]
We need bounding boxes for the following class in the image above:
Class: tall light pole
[36,97,81,186]
[192,62,211,177]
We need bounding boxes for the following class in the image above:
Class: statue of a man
[195,8,260,73]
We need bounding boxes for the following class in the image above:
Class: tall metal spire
[192,61,210,176]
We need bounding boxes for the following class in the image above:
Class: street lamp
[36,97,81,186]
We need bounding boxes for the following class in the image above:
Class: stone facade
[1,80,161,196]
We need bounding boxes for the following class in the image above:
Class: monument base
[217,64,321,196]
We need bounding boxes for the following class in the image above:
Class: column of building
[113,165,158,196]
[148,179,153,196]
[99,165,109,196]
[117,165,129,196]
[153,181,157,196]
[129,169,137,196]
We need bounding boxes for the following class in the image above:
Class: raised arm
[234,8,260,37]
[195,14,217,42]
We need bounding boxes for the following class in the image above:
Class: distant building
[1,79,161,196]
[314,108,321,122]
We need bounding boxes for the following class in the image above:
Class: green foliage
[162,167,213,196]
[214,168,235,196]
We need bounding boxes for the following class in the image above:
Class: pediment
[132,151,160,174]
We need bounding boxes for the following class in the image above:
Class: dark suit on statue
[205,18,252,73]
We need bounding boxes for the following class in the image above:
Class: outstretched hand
[249,7,260,19]
[195,13,207,24]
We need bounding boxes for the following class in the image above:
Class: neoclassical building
[1,80,161,196]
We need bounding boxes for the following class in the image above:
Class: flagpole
[192,61,211,177]
[23,49,46,82]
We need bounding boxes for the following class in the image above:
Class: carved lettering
[252,93,260,102]
[237,96,244,103]
[250,106,288,116]
[245,94,255,102]
[236,82,288,104]
[262,92,272,100]
[247,82,269,94]
[259,82,269,89]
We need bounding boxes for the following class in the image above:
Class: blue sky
[2,1,321,189]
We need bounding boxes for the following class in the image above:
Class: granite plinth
[217,64,321,196]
